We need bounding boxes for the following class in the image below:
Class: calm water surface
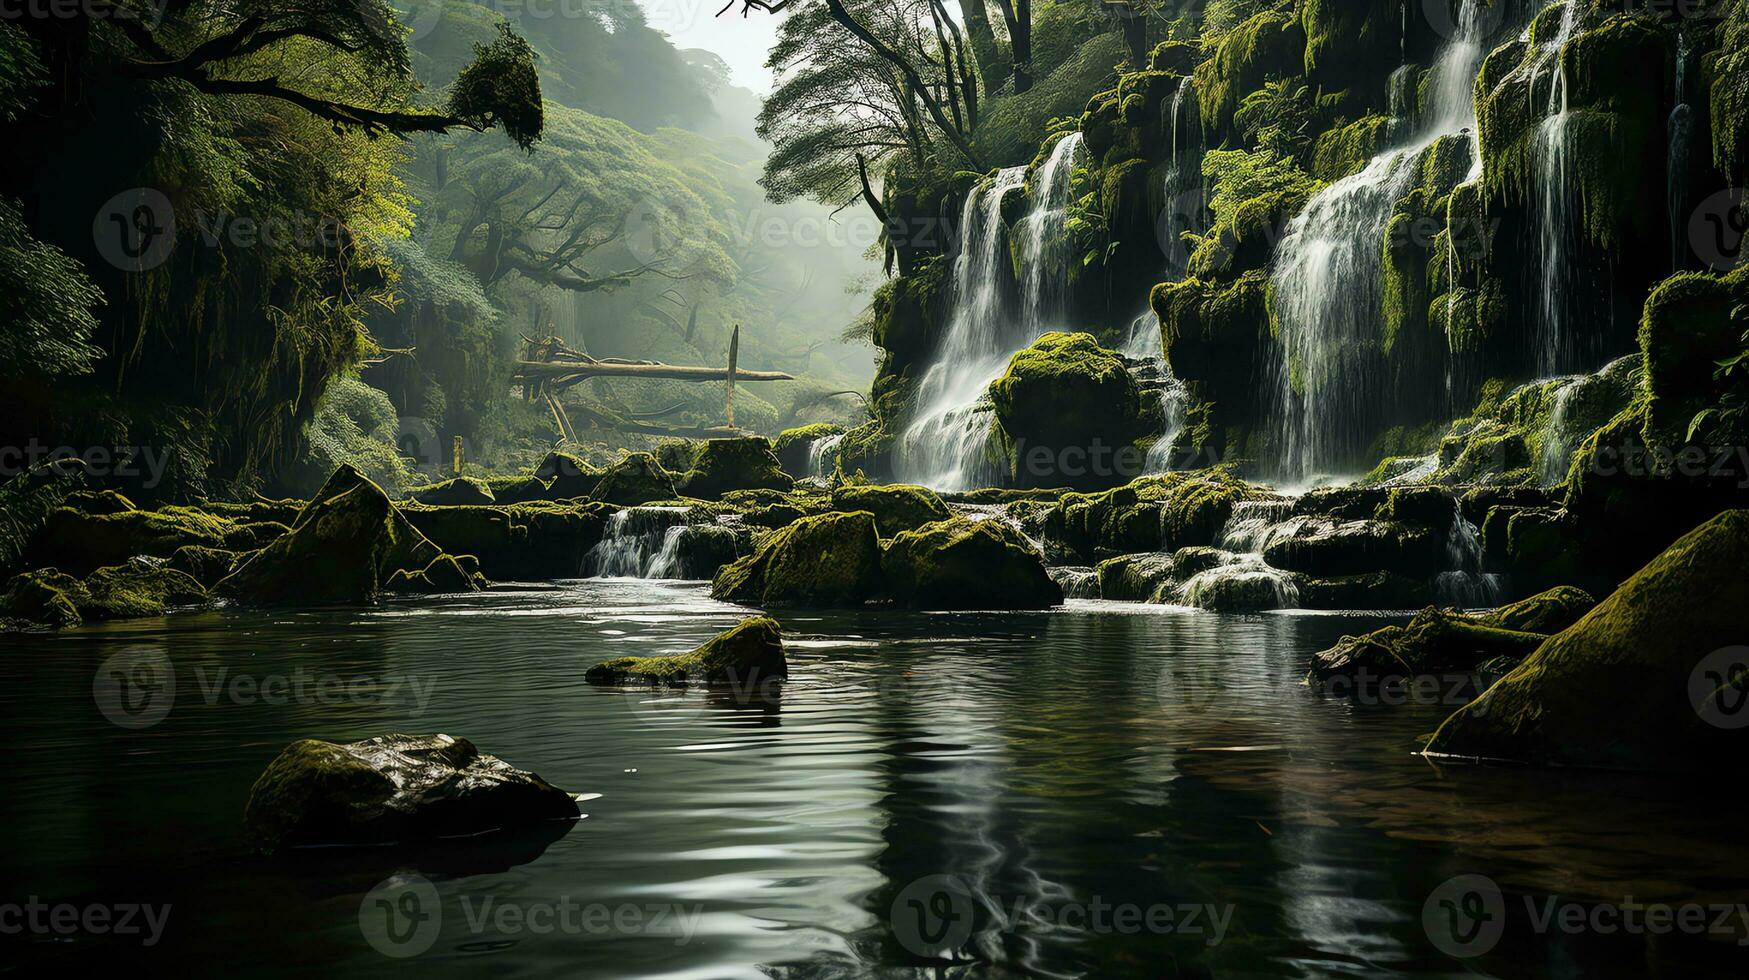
[2,580,1745,977]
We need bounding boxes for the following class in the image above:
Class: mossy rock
[1309,607,1549,688]
[242,733,580,853]
[385,554,487,595]
[484,475,555,505]
[0,569,85,629]
[167,545,243,588]
[1477,585,1596,634]
[1260,515,1446,579]
[412,477,496,506]
[1152,273,1272,425]
[65,489,137,515]
[710,511,884,607]
[828,484,951,537]
[1148,39,1196,74]
[216,470,439,605]
[1043,470,1268,564]
[676,438,794,500]
[1195,8,1307,138]
[1298,572,1434,610]
[1424,510,1749,770]
[1095,552,1178,603]
[0,562,208,629]
[584,616,786,687]
[533,451,600,500]
[590,453,678,506]
[988,332,1155,490]
[881,517,1061,610]
[24,503,236,578]
[869,259,949,368]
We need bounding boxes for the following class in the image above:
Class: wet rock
[216,467,439,605]
[1309,606,1552,689]
[1477,584,1595,634]
[1179,558,1301,611]
[167,545,245,589]
[1096,552,1177,602]
[675,438,794,500]
[1043,469,1265,564]
[1050,566,1101,599]
[1424,510,1749,770]
[1299,572,1434,610]
[25,501,236,577]
[484,475,556,505]
[773,424,845,477]
[413,477,496,506]
[987,332,1157,490]
[829,484,950,537]
[585,616,786,686]
[1260,515,1446,579]
[590,453,678,506]
[881,517,1062,610]
[242,733,580,853]
[0,569,85,628]
[711,511,884,606]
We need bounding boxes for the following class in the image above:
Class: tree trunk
[956,0,1008,93]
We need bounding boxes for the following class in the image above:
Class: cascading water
[895,134,1086,491]
[807,432,845,479]
[1669,31,1694,272]
[1433,500,1504,608]
[585,507,690,578]
[1526,0,1584,376]
[1270,1,1488,482]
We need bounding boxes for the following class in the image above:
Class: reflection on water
[1,580,1744,976]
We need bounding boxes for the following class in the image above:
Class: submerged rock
[216,467,439,605]
[675,438,795,500]
[1424,510,1749,770]
[711,511,884,606]
[590,453,678,506]
[828,483,950,537]
[242,733,580,853]
[585,616,786,686]
[881,517,1062,610]
[413,477,496,506]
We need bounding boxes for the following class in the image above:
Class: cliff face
[854,1,1747,500]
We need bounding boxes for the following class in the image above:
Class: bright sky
[640,0,786,93]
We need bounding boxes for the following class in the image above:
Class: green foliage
[291,377,412,497]
[1235,78,1316,158]
[1185,148,1321,277]
[446,23,544,150]
[0,197,104,380]
[977,33,1126,166]
[0,21,44,121]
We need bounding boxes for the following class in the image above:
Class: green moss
[1043,469,1266,563]
[590,452,678,506]
[880,517,1061,610]
[1311,113,1390,181]
[168,545,244,588]
[1195,9,1307,137]
[1148,40,1197,74]
[584,616,785,686]
[869,258,949,368]
[828,484,950,537]
[24,502,237,577]
[411,476,496,506]
[1425,510,1749,770]
[676,438,794,500]
[987,332,1154,488]
[710,511,884,607]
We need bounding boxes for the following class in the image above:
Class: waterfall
[1434,501,1504,608]
[1268,1,1487,482]
[807,432,845,479]
[584,507,690,578]
[1668,31,1693,272]
[895,134,1086,491]
[1528,0,1583,376]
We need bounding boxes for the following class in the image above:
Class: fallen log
[512,360,794,383]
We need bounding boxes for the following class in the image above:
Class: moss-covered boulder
[881,517,1062,610]
[1259,515,1447,579]
[532,451,602,500]
[242,733,580,853]
[1,562,208,629]
[988,332,1157,490]
[828,484,951,537]
[24,502,236,577]
[1308,606,1548,688]
[584,616,786,687]
[676,438,794,500]
[1423,511,1749,770]
[216,470,439,605]
[1095,552,1177,603]
[413,477,495,506]
[590,453,678,506]
[711,511,884,606]
[1043,470,1267,564]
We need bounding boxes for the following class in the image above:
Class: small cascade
[1181,555,1302,611]
[1157,76,1203,281]
[1119,310,1189,475]
[1434,502,1504,607]
[1386,64,1419,141]
[896,134,1087,491]
[584,507,690,578]
[1050,566,1101,600]
[1668,31,1694,272]
[807,432,846,479]
[1269,1,1487,481]
[1217,499,1296,554]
